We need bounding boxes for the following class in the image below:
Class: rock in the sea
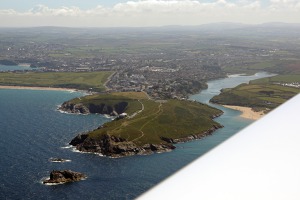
[43,170,87,184]
[49,158,71,163]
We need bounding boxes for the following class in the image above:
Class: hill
[60,92,223,157]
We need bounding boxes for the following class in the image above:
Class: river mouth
[183,71,276,153]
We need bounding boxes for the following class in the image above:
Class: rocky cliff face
[70,133,176,158]
[60,102,90,114]
[69,124,223,158]
[43,170,87,184]
[59,101,128,116]
[160,124,223,144]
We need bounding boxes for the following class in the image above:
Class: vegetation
[223,60,300,75]
[67,92,223,146]
[0,71,113,92]
[251,74,300,84]
[211,75,300,112]
[218,58,300,112]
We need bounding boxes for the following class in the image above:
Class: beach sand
[222,105,265,120]
[0,85,77,92]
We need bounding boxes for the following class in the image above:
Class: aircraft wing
[137,94,300,200]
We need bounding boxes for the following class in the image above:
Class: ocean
[0,72,273,199]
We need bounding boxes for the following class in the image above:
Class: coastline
[222,105,265,120]
[0,85,77,92]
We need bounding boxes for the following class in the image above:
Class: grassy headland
[216,59,300,115]
[210,74,300,112]
[90,98,222,145]
[61,92,223,157]
[0,71,113,92]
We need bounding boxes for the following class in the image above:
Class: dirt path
[103,72,116,91]
[128,100,144,119]
[131,103,163,142]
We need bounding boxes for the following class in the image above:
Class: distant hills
[1,22,300,33]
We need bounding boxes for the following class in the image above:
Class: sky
[0,0,299,27]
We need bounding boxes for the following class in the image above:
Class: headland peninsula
[211,74,300,118]
[59,91,223,157]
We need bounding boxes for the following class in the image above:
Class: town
[1,25,300,99]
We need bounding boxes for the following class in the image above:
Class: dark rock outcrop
[70,134,175,158]
[59,101,128,116]
[69,134,88,146]
[59,102,90,114]
[49,158,71,163]
[43,170,86,184]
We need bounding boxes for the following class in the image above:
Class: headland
[59,91,224,157]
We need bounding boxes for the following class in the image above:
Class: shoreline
[0,85,77,92]
[222,105,265,120]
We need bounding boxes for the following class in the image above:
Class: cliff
[63,92,224,158]
[59,101,128,116]
[69,133,176,158]
[69,124,223,158]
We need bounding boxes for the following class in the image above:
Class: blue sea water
[0,72,273,199]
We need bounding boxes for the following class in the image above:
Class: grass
[222,61,277,75]
[0,71,113,92]
[68,92,223,146]
[110,91,149,100]
[251,75,300,84]
[69,92,144,115]
[211,75,300,111]
[223,60,300,75]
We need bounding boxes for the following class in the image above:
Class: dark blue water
[0,72,273,199]
[0,65,33,71]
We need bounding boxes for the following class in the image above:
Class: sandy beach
[222,105,265,120]
[0,85,77,92]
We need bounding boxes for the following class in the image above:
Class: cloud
[269,0,300,9]
[26,5,82,16]
[0,0,299,27]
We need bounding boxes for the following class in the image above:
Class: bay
[0,72,273,199]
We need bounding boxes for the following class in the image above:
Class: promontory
[60,91,223,157]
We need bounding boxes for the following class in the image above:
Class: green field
[251,74,300,84]
[223,60,300,75]
[220,61,300,110]
[211,75,300,111]
[0,71,113,92]
[66,92,223,146]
